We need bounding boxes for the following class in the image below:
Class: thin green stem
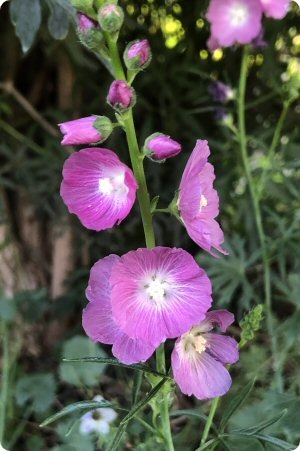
[259,100,291,198]
[0,322,10,445]
[237,47,281,390]
[200,397,220,447]
[156,345,175,451]
[107,34,174,449]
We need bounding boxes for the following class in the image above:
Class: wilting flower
[83,255,156,364]
[60,148,138,231]
[206,0,263,47]
[107,80,136,112]
[58,116,112,146]
[110,247,212,348]
[78,13,96,32]
[260,0,290,19]
[178,140,228,257]
[171,310,239,400]
[144,133,182,161]
[124,39,151,70]
[79,395,117,435]
[209,82,235,104]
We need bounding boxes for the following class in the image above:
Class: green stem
[200,397,220,447]
[238,47,281,390]
[107,34,174,449]
[0,322,10,445]
[259,100,291,198]
[156,345,175,451]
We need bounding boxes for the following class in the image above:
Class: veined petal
[205,333,239,365]
[112,334,156,364]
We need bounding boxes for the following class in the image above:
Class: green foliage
[59,336,108,386]
[15,373,56,413]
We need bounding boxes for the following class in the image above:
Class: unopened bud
[107,80,136,112]
[78,13,96,32]
[143,133,182,162]
[58,115,113,145]
[124,39,151,71]
[98,3,124,33]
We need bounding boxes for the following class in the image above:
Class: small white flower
[79,396,117,436]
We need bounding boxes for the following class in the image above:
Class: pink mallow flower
[171,310,239,400]
[83,255,156,364]
[260,0,290,19]
[58,116,112,146]
[60,148,138,231]
[110,247,212,348]
[144,133,182,161]
[206,0,263,48]
[178,140,228,257]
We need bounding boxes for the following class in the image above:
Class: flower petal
[205,309,235,332]
[205,333,239,364]
[112,334,156,364]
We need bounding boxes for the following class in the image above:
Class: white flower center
[182,327,207,358]
[145,278,166,303]
[98,172,129,197]
[229,4,249,26]
[199,194,208,212]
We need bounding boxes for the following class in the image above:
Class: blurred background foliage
[0,0,299,449]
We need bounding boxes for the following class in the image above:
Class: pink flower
[60,148,138,231]
[207,34,221,52]
[83,255,156,364]
[78,13,96,32]
[171,310,239,400]
[260,0,289,19]
[58,116,112,146]
[206,0,263,47]
[107,80,136,112]
[178,140,228,257]
[124,39,151,70]
[110,247,212,348]
[144,133,182,161]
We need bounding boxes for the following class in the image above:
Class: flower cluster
[58,4,239,401]
[206,0,290,49]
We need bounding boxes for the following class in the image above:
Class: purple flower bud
[107,80,136,112]
[78,13,96,32]
[124,40,152,71]
[58,115,113,146]
[209,82,234,104]
[144,133,182,162]
[98,4,124,33]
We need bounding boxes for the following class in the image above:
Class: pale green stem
[199,397,220,448]
[237,47,281,391]
[106,35,174,449]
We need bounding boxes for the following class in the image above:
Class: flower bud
[107,80,136,112]
[98,4,124,33]
[124,39,151,71]
[78,13,96,32]
[71,0,95,18]
[143,133,182,162]
[58,115,113,146]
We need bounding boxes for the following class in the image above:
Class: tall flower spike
[110,247,212,348]
[171,309,239,400]
[60,148,138,231]
[206,0,263,48]
[82,255,156,364]
[178,140,228,257]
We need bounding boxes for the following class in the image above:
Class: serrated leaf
[40,400,118,427]
[234,409,287,435]
[15,373,56,413]
[64,357,169,378]
[220,378,256,431]
[10,0,41,53]
[46,0,70,40]
[59,336,108,387]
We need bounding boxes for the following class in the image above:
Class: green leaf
[15,373,56,413]
[10,0,41,53]
[59,336,108,387]
[234,410,287,435]
[108,423,127,451]
[220,378,256,431]
[63,357,169,378]
[233,433,295,450]
[46,0,70,40]
[40,400,118,427]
